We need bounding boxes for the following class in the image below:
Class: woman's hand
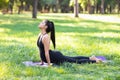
[40,60,44,65]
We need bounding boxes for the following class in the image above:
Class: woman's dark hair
[45,20,56,49]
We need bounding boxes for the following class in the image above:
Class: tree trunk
[56,0,59,13]
[18,6,21,14]
[101,0,105,14]
[8,0,14,14]
[109,5,112,14]
[18,1,24,14]
[94,0,97,14]
[74,0,79,17]
[96,2,99,14]
[9,5,13,14]
[88,0,91,14]
[118,1,120,14]
[104,1,107,14]
[32,0,38,18]
[25,5,30,11]
[25,1,30,11]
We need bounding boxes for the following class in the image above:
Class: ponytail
[45,20,56,49]
[50,22,56,49]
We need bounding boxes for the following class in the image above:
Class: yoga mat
[22,61,49,67]
[96,56,112,63]
[96,56,106,61]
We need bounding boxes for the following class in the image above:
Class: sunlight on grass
[0,28,10,33]
[0,19,13,25]
[56,23,76,27]
[56,32,120,57]
[53,67,67,74]
[78,14,120,23]
[57,33,76,47]
[87,32,120,38]
[38,13,70,20]
[0,62,10,79]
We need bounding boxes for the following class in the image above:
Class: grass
[0,13,120,80]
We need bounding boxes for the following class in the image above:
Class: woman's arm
[37,33,44,64]
[42,35,51,66]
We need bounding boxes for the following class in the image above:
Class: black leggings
[49,51,96,65]
[63,56,96,64]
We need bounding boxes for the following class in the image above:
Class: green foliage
[40,0,57,6]
[70,0,94,7]
[60,0,70,6]
[0,0,9,9]
[79,0,88,8]
[69,0,117,9]
[105,0,116,8]
[69,0,81,6]
[14,0,22,6]
[0,13,120,79]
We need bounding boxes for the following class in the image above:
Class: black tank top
[37,33,64,63]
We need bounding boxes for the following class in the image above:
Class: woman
[37,20,101,66]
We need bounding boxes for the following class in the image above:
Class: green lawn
[0,13,120,80]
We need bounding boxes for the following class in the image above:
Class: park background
[0,0,120,80]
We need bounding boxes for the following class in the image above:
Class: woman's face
[38,20,47,29]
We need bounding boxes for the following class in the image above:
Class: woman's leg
[49,51,66,65]
[65,56,89,60]
[64,56,96,64]
[49,51,97,64]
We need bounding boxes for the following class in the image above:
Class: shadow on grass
[1,20,120,36]
[0,14,120,35]
[56,25,120,33]
[70,33,120,43]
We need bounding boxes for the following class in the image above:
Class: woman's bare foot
[89,55,97,60]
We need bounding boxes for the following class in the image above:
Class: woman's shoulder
[42,34,50,40]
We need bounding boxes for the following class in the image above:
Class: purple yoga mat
[96,56,106,61]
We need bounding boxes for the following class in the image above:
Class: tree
[32,0,38,18]
[8,0,14,14]
[15,0,24,14]
[74,0,79,17]
[115,0,120,14]
[24,0,31,11]
[37,0,57,13]
[0,0,9,9]
[70,0,96,14]
[101,0,105,14]
[60,0,70,13]
[18,0,24,14]
[56,0,59,13]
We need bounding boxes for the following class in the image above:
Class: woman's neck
[41,29,47,35]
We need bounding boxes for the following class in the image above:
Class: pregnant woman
[37,20,101,66]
